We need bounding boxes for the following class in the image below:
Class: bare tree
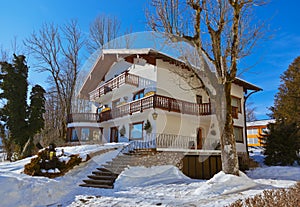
[0,45,9,62]
[86,15,121,53]
[24,20,84,141]
[147,0,267,175]
[246,102,257,122]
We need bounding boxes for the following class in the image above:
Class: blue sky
[0,0,300,120]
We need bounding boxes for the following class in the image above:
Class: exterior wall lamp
[152,111,158,120]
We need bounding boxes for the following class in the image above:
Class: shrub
[24,149,82,178]
[227,182,300,207]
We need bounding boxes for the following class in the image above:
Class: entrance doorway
[110,127,119,143]
[197,128,203,149]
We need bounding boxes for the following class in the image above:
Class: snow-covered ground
[0,145,299,207]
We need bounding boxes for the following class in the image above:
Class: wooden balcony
[98,94,212,122]
[67,113,99,123]
[67,94,212,124]
[89,72,139,100]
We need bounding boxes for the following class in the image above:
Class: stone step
[92,170,118,176]
[79,183,113,189]
[92,171,117,176]
[96,167,113,172]
[87,175,117,180]
[102,164,128,169]
[80,148,160,189]
[112,157,140,161]
[83,179,113,185]
[99,168,124,174]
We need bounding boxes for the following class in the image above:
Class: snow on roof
[247,119,276,127]
[234,77,262,92]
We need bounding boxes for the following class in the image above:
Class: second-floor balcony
[89,71,139,101]
[68,94,212,124]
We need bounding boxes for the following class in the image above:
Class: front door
[197,128,203,149]
[110,127,119,143]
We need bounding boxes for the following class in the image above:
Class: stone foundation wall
[129,151,185,170]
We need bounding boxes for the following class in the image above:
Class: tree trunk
[220,81,239,175]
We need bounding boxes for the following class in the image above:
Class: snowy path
[0,145,299,207]
[68,166,298,207]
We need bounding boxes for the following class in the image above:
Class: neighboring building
[67,48,261,178]
[246,119,275,147]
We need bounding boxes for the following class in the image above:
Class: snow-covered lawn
[0,145,299,207]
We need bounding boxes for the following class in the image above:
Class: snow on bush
[24,149,82,178]
[228,182,300,207]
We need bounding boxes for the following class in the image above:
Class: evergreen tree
[21,85,46,157]
[28,85,46,136]
[265,56,300,165]
[0,54,28,151]
[271,56,300,124]
[0,55,46,158]
[264,122,300,165]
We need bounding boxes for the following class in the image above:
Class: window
[231,96,241,119]
[81,128,90,141]
[130,122,143,140]
[247,138,259,145]
[196,95,203,104]
[231,96,241,112]
[247,128,259,135]
[71,128,79,141]
[234,126,244,143]
[112,98,120,109]
[133,89,144,101]
[92,127,103,141]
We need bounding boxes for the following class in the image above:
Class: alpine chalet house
[67,48,261,179]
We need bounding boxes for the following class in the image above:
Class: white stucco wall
[156,60,209,103]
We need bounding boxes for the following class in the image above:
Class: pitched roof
[247,119,276,127]
[79,48,262,99]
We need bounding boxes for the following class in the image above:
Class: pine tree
[0,55,46,158]
[21,85,46,157]
[0,54,28,151]
[264,122,300,165]
[265,56,300,165]
[272,56,300,124]
[28,84,46,136]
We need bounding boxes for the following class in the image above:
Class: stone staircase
[79,149,157,189]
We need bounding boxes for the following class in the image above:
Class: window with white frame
[247,128,259,135]
[81,128,90,141]
[130,122,143,140]
[247,138,259,145]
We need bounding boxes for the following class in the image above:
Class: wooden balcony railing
[67,113,99,123]
[67,94,212,123]
[99,94,212,122]
[89,72,139,100]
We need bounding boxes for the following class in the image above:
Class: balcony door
[110,127,119,143]
[197,128,203,149]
